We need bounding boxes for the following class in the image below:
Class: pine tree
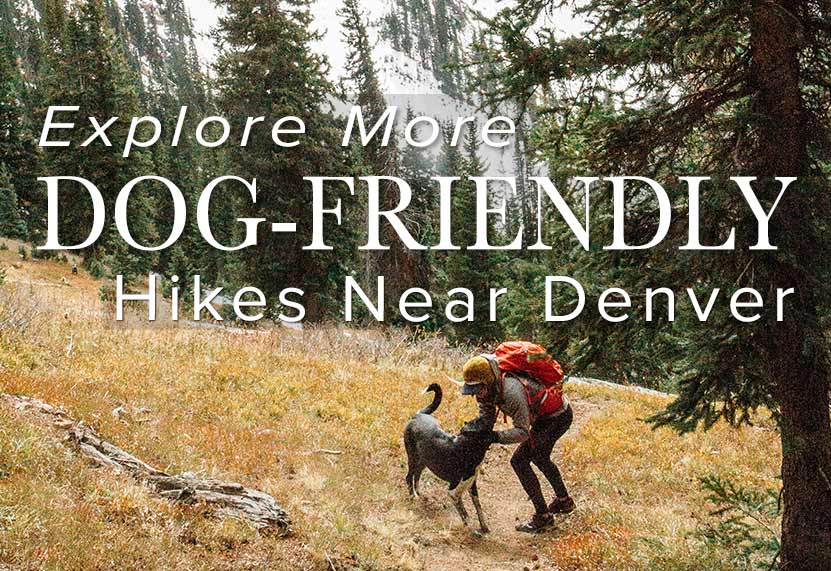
[0,178,27,239]
[187,147,241,286]
[410,0,434,64]
[0,0,18,52]
[382,8,402,51]
[42,0,158,275]
[399,106,437,251]
[0,35,36,240]
[395,105,436,324]
[438,121,502,341]
[122,0,147,56]
[3,0,210,282]
[215,0,354,320]
[512,114,533,247]
[160,0,206,108]
[486,1,831,567]
[339,0,426,320]
[0,38,25,186]
[398,0,412,55]
[128,0,209,284]
[431,0,464,96]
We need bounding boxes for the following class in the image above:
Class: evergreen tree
[187,147,242,287]
[485,1,831,567]
[0,179,27,239]
[159,0,206,108]
[393,0,413,56]
[431,0,464,96]
[122,0,147,56]
[215,0,354,320]
[382,7,402,52]
[0,0,15,40]
[42,0,158,275]
[2,0,65,246]
[381,0,468,95]
[511,112,533,247]
[398,0,412,55]
[339,0,387,130]
[135,0,209,283]
[127,0,165,81]
[339,0,426,319]
[102,0,129,55]
[0,35,37,240]
[396,105,436,324]
[399,105,437,252]
[2,0,211,282]
[412,0,434,64]
[438,121,502,341]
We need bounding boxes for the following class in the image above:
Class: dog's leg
[449,477,475,527]
[412,468,423,497]
[449,490,470,527]
[407,465,424,498]
[404,436,423,499]
[406,472,416,498]
[470,480,490,534]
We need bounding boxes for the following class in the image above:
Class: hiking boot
[515,512,554,533]
[548,496,576,514]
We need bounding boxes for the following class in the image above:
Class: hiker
[459,341,575,533]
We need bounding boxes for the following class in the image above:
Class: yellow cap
[462,356,496,386]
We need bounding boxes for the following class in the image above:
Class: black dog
[403,383,495,533]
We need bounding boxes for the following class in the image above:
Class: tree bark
[749,2,831,569]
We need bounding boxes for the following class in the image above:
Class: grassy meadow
[0,241,781,571]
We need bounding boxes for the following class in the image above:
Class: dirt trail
[403,397,603,571]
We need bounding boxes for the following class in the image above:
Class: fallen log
[3,394,290,535]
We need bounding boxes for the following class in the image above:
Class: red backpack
[494,341,566,417]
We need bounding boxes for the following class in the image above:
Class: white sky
[185,0,221,64]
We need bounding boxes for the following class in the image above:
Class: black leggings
[510,406,573,514]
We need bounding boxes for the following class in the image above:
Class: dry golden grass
[0,252,780,571]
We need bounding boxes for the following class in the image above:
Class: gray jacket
[477,374,541,445]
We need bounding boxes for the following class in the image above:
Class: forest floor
[0,239,781,571]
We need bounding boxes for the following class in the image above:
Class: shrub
[219,300,242,324]
[99,282,117,306]
[0,186,27,239]
[31,247,55,260]
[696,475,781,570]
[85,256,106,279]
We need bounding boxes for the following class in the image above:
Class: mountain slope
[0,249,781,571]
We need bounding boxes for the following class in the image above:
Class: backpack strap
[496,374,545,448]
[514,376,549,415]
[480,353,509,424]
[479,353,501,383]
[512,376,539,448]
[494,372,508,424]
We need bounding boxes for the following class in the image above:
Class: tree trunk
[750,2,831,569]
[776,360,831,570]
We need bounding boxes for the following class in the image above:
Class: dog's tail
[418,383,443,415]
